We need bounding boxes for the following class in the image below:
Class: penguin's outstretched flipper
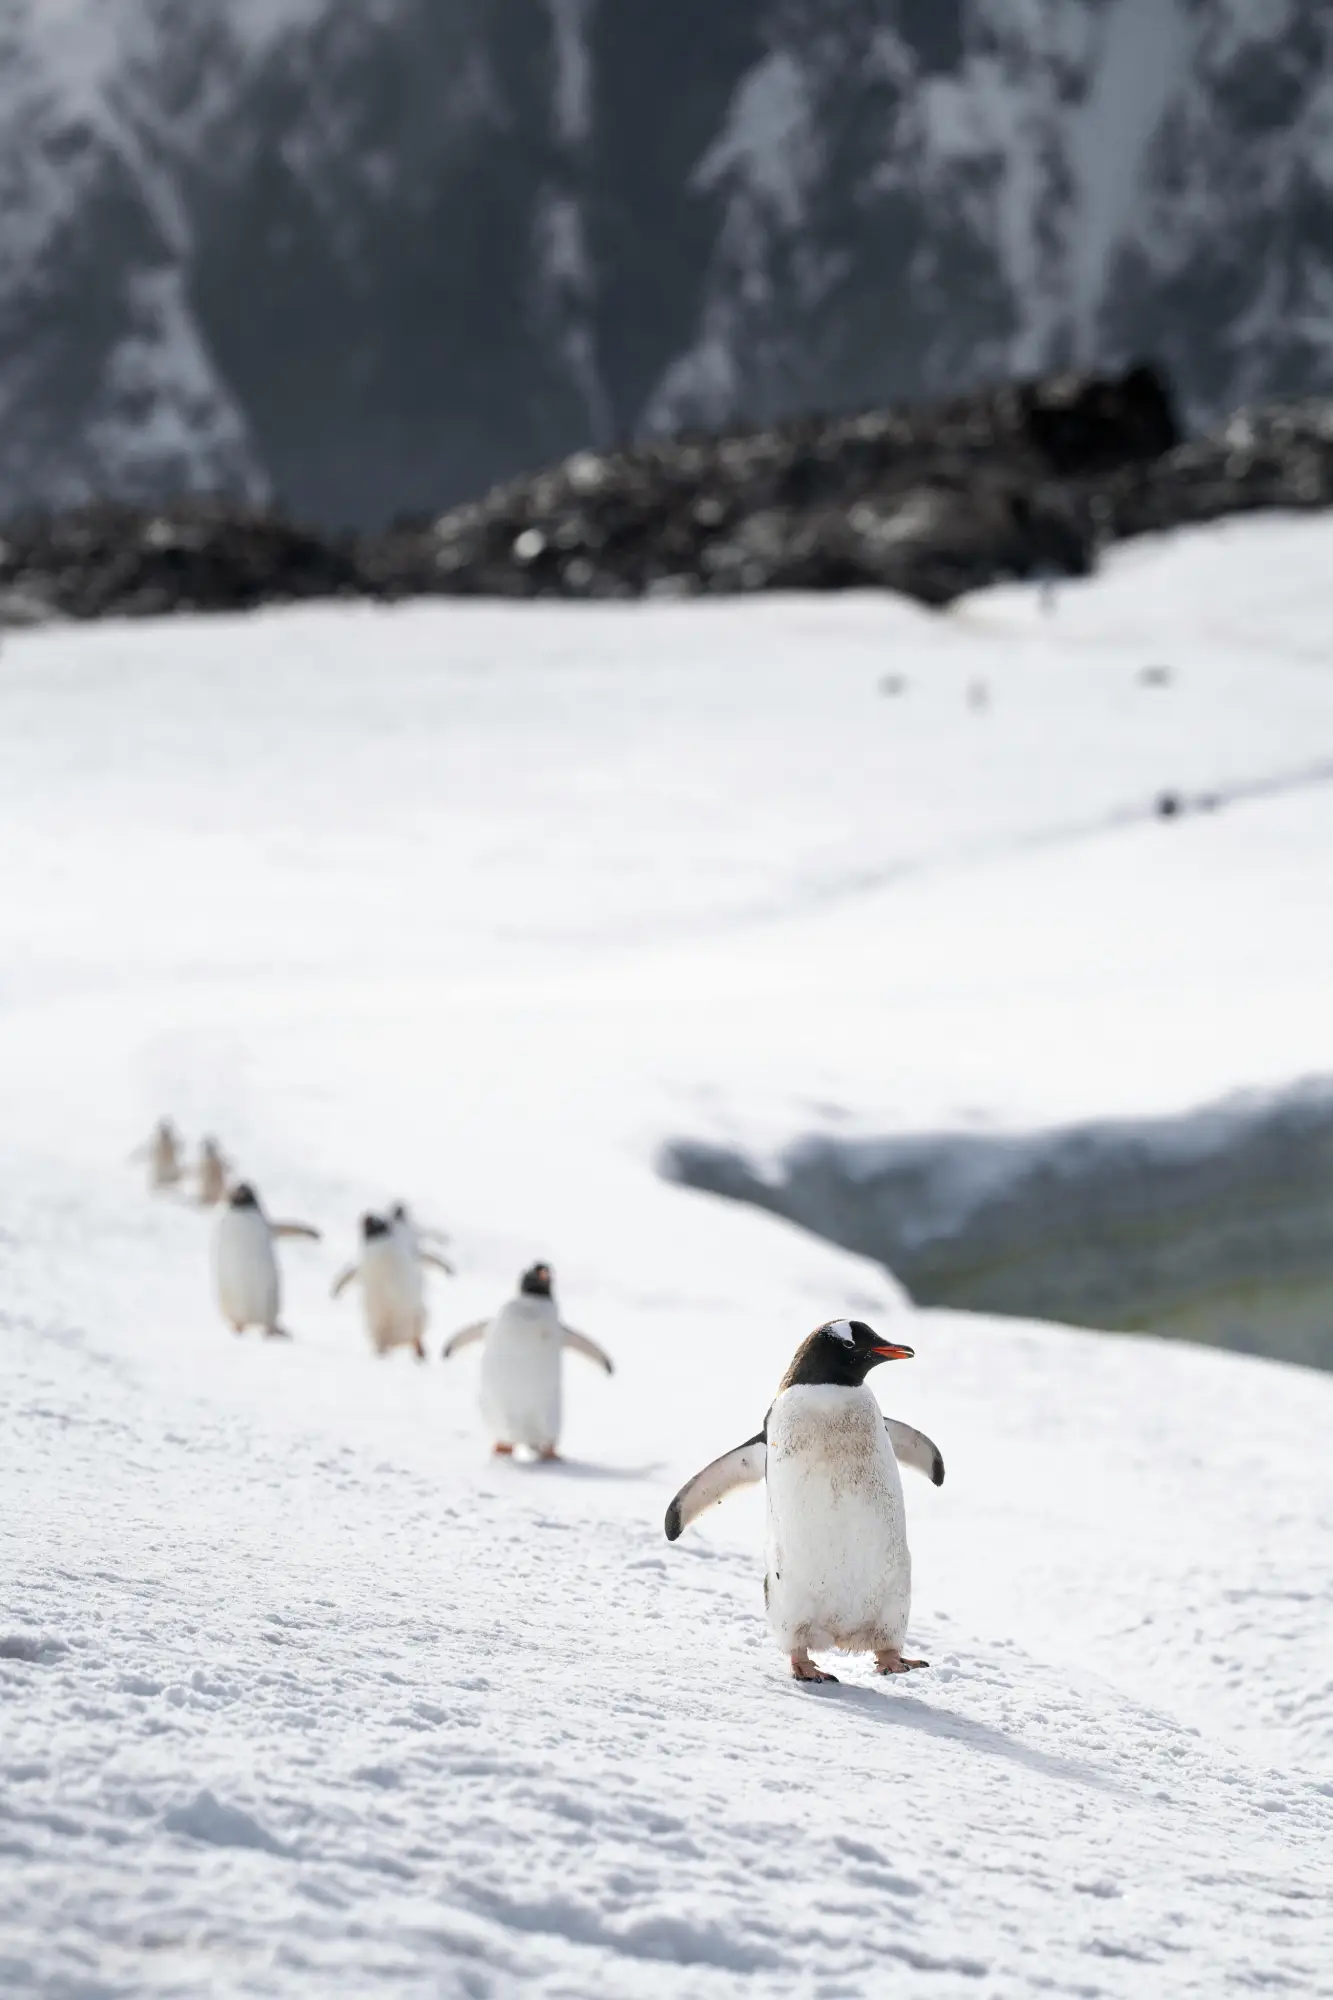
[441,1319,489,1360]
[561,1327,612,1374]
[330,1264,358,1300]
[273,1220,322,1242]
[884,1417,944,1486]
[421,1250,456,1278]
[664,1435,766,1541]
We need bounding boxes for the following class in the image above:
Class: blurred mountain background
[2,0,1330,528]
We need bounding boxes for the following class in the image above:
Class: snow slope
[3,514,1333,1995]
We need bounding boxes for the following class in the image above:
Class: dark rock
[9,366,1333,625]
[1104,400,1333,538]
[0,501,365,623]
[363,362,1163,612]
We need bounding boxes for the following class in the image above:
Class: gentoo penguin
[196,1136,231,1207]
[212,1183,321,1339]
[387,1201,454,1268]
[441,1262,612,1459]
[664,1318,944,1684]
[331,1211,454,1358]
[134,1118,183,1192]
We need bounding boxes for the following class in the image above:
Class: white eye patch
[825,1319,855,1344]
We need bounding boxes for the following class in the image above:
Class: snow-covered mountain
[2,0,1332,524]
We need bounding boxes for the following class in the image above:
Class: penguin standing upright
[665,1318,944,1683]
[212,1184,321,1339]
[134,1118,183,1192]
[441,1263,612,1459]
[387,1202,453,1262]
[331,1211,453,1358]
[196,1137,231,1207]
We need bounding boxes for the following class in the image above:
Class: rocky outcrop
[11,367,1333,623]
[0,502,362,623]
[364,362,1172,604]
[1103,400,1333,540]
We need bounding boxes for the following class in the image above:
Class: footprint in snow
[163,1789,287,1855]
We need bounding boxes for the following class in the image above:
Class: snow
[546,0,592,147]
[3,512,1333,1995]
[695,50,816,231]
[533,189,611,446]
[1066,0,1190,358]
[84,266,265,503]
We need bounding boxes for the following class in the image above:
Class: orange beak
[871,1342,915,1360]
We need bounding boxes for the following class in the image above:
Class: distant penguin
[387,1201,454,1267]
[441,1262,612,1459]
[134,1118,183,1192]
[331,1210,453,1358]
[212,1183,321,1339]
[664,1318,943,1683]
[197,1136,231,1207]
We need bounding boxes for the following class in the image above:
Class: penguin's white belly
[479,1303,562,1449]
[360,1244,424,1351]
[213,1211,280,1330]
[764,1385,911,1654]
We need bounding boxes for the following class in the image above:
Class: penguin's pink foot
[492,1442,515,1457]
[791,1650,839,1684]
[413,1337,426,1360]
[537,1446,562,1463]
[875,1648,928,1674]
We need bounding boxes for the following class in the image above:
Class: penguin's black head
[361,1212,390,1241]
[520,1262,553,1299]
[230,1183,258,1210]
[779,1317,914,1391]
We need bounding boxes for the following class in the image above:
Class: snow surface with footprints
[2,513,1333,1996]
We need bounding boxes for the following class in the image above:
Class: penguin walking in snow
[331,1210,454,1358]
[665,1318,943,1684]
[441,1262,612,1459]
[387,1201,453,1263]
[196,1136,232,1207]
[133,1118,184,1192]
[212,1183,321,1339]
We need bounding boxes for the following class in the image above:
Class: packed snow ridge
[2,512,1332,1996]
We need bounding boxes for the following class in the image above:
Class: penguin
[387,1201,454,1267]
[133,1118,183,1192]
[330,1211,454,1358]
[196,1136,232,1207]
[212,1183,321,1339]
[664,1318,944,1684]
[441,1262,612,1459]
